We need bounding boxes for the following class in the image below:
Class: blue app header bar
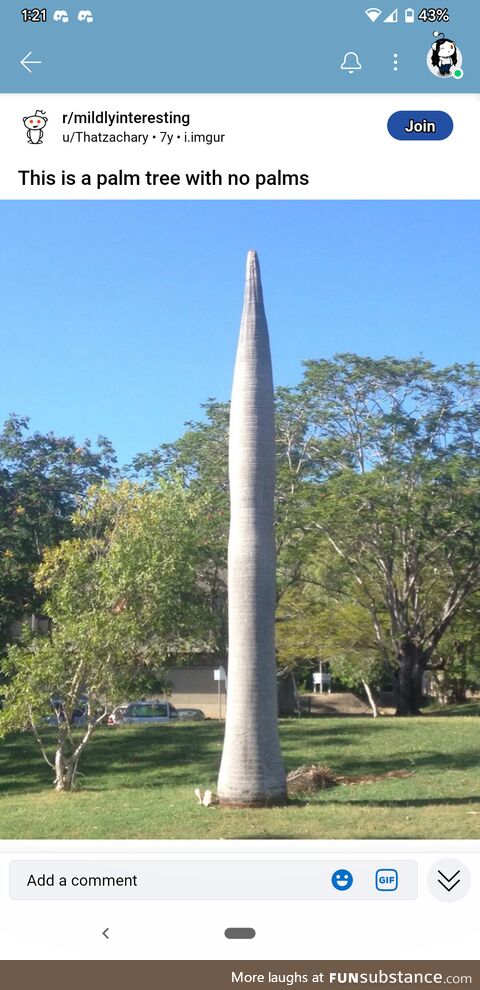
[0,0,477,93]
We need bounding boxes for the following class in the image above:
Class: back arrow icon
[20,52,42,73]
[102,928,110,939]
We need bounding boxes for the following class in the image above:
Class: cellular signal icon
[365,7,383,21]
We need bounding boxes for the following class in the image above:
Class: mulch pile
[286,764,414,795]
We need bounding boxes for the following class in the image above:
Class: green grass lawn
[0,715,479,839]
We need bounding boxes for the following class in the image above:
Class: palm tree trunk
[217,251,287,806]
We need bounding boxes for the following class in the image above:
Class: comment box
[9,861,417,900]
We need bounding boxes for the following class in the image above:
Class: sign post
[213,666,227,719]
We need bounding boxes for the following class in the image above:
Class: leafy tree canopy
[0,479,215,790]
[278,355,480,713]
[0,414,116,644]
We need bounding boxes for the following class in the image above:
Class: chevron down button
[427,860,471,902]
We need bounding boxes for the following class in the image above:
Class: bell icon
[341,51,362,73]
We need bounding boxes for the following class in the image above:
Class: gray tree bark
[217,251,287,806]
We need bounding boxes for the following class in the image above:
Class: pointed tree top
[245,248,261,292]
[240,251,267,340]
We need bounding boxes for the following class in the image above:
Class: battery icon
[405,7,415,20]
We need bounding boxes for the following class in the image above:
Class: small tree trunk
[54,745,66,791]
[451,643,468,704]
[362,680,378,718]
[395,642,425,716]
[52,706,102,792]
[54,745,77,792]
[451,680,467,704]
[277,671,298,716]
[54,728,79,792]
[54,754,78,791]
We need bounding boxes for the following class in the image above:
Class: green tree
[285,355,480,715]
[131,400,230,657]
[277,568,385,716]
[0,414,116,647]
[0,480,213,791]
[429,599,480,704]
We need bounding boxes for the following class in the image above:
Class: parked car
[107,701,179,726]
[42,698,88,727]
[175,707,206,721]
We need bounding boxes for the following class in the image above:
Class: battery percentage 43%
[418,8,450,21]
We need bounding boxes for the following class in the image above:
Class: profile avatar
[23,110,48,144]
[427,32,463,79]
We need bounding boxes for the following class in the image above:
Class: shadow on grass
[298,711,373,722]
[1,717,478,798]
[73,723,475,785]
[0,724,224,796]
[423,705,480,718]
[315,796,480,809]
[326,750,480,775]
[0,736,54,795]
[222,835,302,840]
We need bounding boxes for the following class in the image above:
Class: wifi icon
[365,7,382,21]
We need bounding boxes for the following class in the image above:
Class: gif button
[376,869,398,892]
[388,111,453,140]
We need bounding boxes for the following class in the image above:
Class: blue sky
[1,200,478,466]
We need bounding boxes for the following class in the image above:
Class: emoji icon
[331,869,354,891]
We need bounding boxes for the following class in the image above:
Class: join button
[388,111,453,141]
